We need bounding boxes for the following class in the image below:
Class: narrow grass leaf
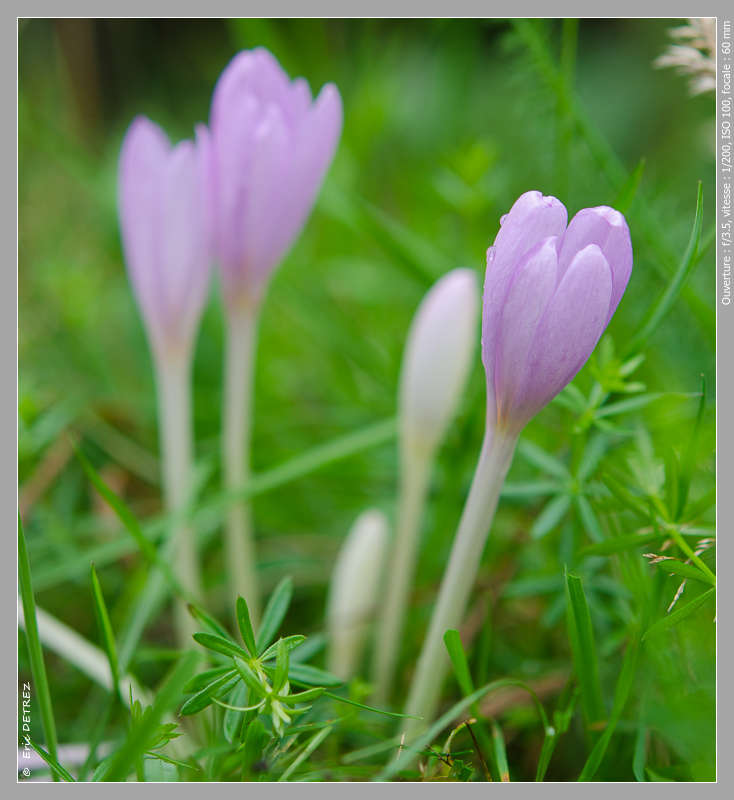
[650,558,715,586]
[287,663,342,687]
[75,445,181,594]
[89,564,121,698]
[626,182,704,354]
[443,630,474,697]
[581,532,663,557]
[564,569,605,728]
[18,515,58,769]
[642,587,715,641]
[28,739,75,782]
[579,634,640,780]
[491,721,510,781]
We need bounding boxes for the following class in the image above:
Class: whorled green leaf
[256,576,293,654]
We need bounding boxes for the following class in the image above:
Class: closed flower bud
[482,190,633,433]
[206,48,343,309]
[118,116,212,360]
[399,268,479,456]
[327,509,389,681]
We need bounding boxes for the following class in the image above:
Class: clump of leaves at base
[181,577,341,739]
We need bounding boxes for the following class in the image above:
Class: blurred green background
[19,19,715,780]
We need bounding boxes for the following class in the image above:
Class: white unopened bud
[399,268,479,456]
[327,509,389,681]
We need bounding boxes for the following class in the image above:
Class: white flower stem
[401,426,518,739]
[223,306,260,622]
[372,445,432,704]
[154,352,203,647]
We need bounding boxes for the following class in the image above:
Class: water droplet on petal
[487,246,496,264]
[499,214,508,225]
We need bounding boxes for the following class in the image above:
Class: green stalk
[402,427,518,738]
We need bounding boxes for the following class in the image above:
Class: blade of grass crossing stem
[90,564,121,699]
[626,183,704,355]
[579,633,641,780]
[98,650,199,781]
[75,445,183,596]
[443,630,496,779]
[377,679,549,781]
[18,514,59,772]
[564,569,605,729]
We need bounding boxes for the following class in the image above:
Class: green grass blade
[564,569,605,728]
[90,564,120,698]
[377,678,548,781]
[626,183,704,355]
[490,721,510,781]
[579,633,641,780]
[649,558,715,586]
[443,630,474,696]
[642,587,715,641]
[322,691,416,719]
[28,739,75,782]
[256,576,293,653]
[18,514,58,770]
[580,533,663,557]
[74,445,182,596]
[98,651,199,781]
[613,158,646,213]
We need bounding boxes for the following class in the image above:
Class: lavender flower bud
[205,48,343,310]
[118,116,212,360]
[482,190,633,433]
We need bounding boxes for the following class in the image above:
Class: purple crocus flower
[118,116,212,359]
[205,48,343,309]
[482,190,633,433]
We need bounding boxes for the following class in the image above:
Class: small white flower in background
[655,18,716,95]
[327,509,389,681]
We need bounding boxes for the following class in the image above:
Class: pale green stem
[402,426,518,739]
[372,445,432,704]
[223,306,260,622]
[154,352,202,647]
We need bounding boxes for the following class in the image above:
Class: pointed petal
[118,116,170,345]
[514,244,612,423]
[558,206,632,322]
[494,237,558,427]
